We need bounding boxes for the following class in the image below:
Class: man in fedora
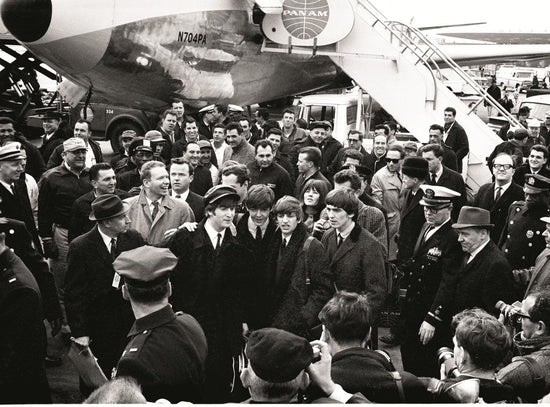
[499,173,550,294]
[399,185,463,377]
[65,194,145,386]
[451,206,516,316]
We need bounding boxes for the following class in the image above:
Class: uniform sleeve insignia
[526,230,534,239]
[427,247,442,260]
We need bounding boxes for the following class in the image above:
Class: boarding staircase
[256,0,522,191]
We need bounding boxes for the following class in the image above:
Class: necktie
[215,233,222,253]
[430,172,437,185]
[151,201,159,219]
[406,190,414,206]
[423,225,433,242]
[175,194,181,199]
[255,226,262,241]
[337,233,343,248]
[10,183,15,195]
[495,186,502,202]
[110,238,117,260]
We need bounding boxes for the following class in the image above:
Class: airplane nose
[1,0,52,42]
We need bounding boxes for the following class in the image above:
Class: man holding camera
[399,186,463,377]
[497,288,550,402]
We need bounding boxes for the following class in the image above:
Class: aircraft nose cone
[1,0,52,42]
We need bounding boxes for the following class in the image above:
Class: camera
[437,347,459,379]
[495,300,522,317]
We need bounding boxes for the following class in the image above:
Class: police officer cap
[128,138,153,156]
[0,142,23,161]
[41,111,61,120]
[419,185,460,207]
[199,104,215,114]
[524,173,550,194]
[401,156,429,179]
[113,246,177,287]
[203,185,240,206]
[144,130,165,143]
[541,216,550,223]
[309,121,330,131]
[245,328,313,383]
[528,118,541,128]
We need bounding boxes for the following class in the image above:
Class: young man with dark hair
[512,144,550,186]
[428,124,458,171]
[168,185,253,402]
[169,158,204,221]
[266,128,294,180]
[321,189,386,328]
[442,106,469,173]
[227,122,255,165]
[280,109,307,145]
[295,146,331,197]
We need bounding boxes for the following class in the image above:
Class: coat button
[8,229,13,234]
[522,256,525,259]
[505,249,508,253]
[421,265,425,269]
[510,221,514,224]
[529,243,533,247]
[507,235,510,239]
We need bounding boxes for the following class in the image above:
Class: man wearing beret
[114,246,207,403]
[65,194,145,385]
[169,184,253,402]
[452,206,516,316]
[499,173,550,295]
[241,327,369,403]
[399,186,463,377]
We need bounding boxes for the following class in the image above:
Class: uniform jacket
[473,181,524,241]
[428,166,467,220]
[512,164,550,186]
[0,180,41,251]
[263,223,333,337]
[443,121,469,172]
[2,218,61,321]
[125,191,194,245]
[401,220,462,327]
[46,138,103,169]
[65,226,144,374]
[38,165,92,237]
[116,305,207,403]
[68,189,130,242]
[452,240,516,316]
[322,223,386,324]
[168,220,254,356]
[247,161,293,202]
[396,188,425,266]
[525,247,550,297]
[499,201,550,270]
[0,249,50,403]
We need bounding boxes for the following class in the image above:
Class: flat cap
[420,185,460,207]
[120,130,137,139]
[114,246,177,287]
[0,142,23,161]
[197,140,212,150]
[246,328,313,383]
[403,141,418,151]
[203,185,239,206]
[524,173,550,194]
[144,130,164,142]
[63,137,87,152]
[309,121,330,131]
[513,128,529,140]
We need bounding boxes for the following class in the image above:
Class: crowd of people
[3,99,550,403]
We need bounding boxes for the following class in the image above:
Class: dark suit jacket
[430,166,467,220]
[186,191,205,222]
[39,129,65,164]
[65,226,145,374]
[473,182,524,241]
[0,182,41,252]
[441,144,458,172]
[46,138,103,169]
[397,188,425,265]
[444,121,469,172]
[190,165,213,196]
[452,240,516,316]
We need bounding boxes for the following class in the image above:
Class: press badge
[112,273,121,289]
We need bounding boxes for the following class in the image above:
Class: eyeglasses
[423,205,450,214]
[513,311,535,325]
[387,158,401,164]
[493,164,513,171]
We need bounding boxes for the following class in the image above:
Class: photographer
[428,309,515,403]
[315,291,428,402]
[497,288,550,402]
[239,327,369,403]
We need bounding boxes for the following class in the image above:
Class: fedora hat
[452,206,493,229]
[89,194,128,221]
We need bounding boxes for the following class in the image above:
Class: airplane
[2,0,550,112]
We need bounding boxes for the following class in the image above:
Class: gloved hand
[43,239,59,259]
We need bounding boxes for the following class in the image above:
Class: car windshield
[521,102,550,121]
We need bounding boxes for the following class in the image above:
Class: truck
[495,66,537,91]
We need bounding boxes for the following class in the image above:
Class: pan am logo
[282,0,330,40]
